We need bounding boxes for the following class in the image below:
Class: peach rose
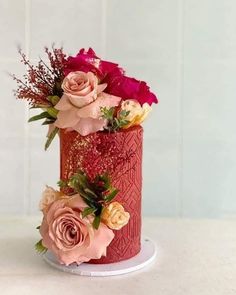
[119,99,151,129]
[40,194,114,265]
[101,202,130,230]
[54,71,121,136]
[39,186,62,213]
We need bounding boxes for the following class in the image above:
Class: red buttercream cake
[60,126,143,263]
[13,47,158,266]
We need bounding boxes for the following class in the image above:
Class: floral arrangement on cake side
[13,47,158,265]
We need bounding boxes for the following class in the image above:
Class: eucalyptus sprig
[100,107,130,132]
[58,171,119,229]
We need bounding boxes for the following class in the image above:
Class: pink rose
[54,71,121,136]
[40,194,114,265]
[64,48,124,79]
[104,69,158,106]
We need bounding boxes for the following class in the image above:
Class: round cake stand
[43,237,157,276]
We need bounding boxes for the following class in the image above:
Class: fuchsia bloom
[64,48,158,106]
[104,69,158,106]
[64,48,123,80]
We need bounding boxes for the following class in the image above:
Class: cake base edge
[42,237,157,276]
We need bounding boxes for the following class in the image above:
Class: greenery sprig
[58,171,119,229]
[28,95,59,124]
[100,107,130,132]
[35,239,47,254]
[28,95,60,150]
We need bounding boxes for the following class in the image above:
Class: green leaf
[84,188,98,199]
[76,173,88,189]
[78,189,96,207]
[35,239,47,254]
[57,179,67,188]
[92,215,101,230]
[47,95,60,106]
[120,119,130,125]
[46,107,58,119]
[99,173,111,189]
[82,207,96,218]
[44,127,59,150]
[104,188,119,202]
[30,104,51,109]
[42,119,55,125]
[101,107,115,120]
[28,111,50,123]
[120,110,130,117]
[100,107,131,132]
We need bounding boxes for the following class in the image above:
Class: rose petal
[54,108,79,129]
[68,92,95,108]
[67,194,88,210]
[76,92,121,119]
[46,200,65,224]
[84,222,114,260]
[97,83,107,94]
[73,117,106,136]
[55,95,72,111]
[40,216,51,247]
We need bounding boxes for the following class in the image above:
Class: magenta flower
[104,69,158,106]
[64,48,123,79]
[64,48,158,106]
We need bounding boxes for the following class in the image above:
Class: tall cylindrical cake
[60,126,143,263]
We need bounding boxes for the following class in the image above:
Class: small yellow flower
[119,99,152,129]
[101,202,130,230]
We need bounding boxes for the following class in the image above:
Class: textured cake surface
[60,126,143,263]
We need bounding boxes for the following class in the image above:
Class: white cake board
[43,237,157,276]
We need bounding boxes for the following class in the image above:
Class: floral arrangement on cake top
[13,47,158,266]
[13,47,158,149]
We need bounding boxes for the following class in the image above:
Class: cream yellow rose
[101,202,130,230]
[39,186,63,213]
[119,99,151,129]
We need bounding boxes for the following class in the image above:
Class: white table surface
[0,217,236,295]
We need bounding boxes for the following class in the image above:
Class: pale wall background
[1,0,236,217]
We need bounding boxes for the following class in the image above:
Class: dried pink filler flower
[64,47,123,79]
[12,46,67,106]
